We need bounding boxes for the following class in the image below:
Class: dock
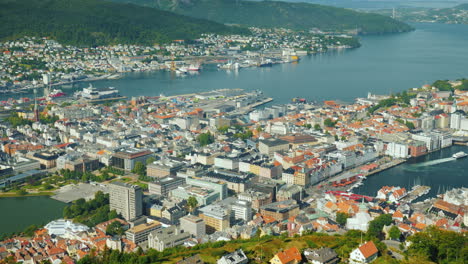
[400,185,431,203]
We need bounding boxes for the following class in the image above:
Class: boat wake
[415,157,456,167]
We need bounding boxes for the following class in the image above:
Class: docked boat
[452,151,467,159]
[74,84,120,100]
[48,89,66,98]
[187,64,201,71]
[258,58,273,67]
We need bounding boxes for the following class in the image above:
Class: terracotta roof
[275,247,302,264]
[358,241,378,259]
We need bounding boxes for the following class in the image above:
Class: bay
[355,145,468,199]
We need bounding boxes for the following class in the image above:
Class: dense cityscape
[0,72,467,263]
[0,29,357,94]
[1,0,468,264]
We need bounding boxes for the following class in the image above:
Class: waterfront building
[125,221,162,244]
[109,182,143,221]
[45,219,89,238]
[180,215,206,239]
[148,226,191,251]
[385,141,409,159]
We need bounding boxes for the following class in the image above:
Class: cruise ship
[74,84,120,100]
[452,151,467,159]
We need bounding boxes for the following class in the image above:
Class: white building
[346,203,372,232]
[385,142,408,158]
[45,219,89,238]
[349,241,379,264]
[231,200,252,222]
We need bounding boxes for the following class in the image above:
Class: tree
[336,212,349,226]
[389,225,400,240]
[145,157,156,165]
[106,221,124,236]
[197,132,214,146]
[367,214,392,239]
[432,80,453,91]
[405,121,415,130]
[132,161,146,176]
[187,196,198,213]
[314,124,321,131]
[324,118,336,127]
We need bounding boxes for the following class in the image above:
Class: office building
[199,204,231,234]
[260,200,300,221]
[180,215,206,239]
[148,176,185,196]
[111,149,153,171]
[125,221,161,244]
[109,182,143,220]
[147,159,185,178]
[231,200,252,222]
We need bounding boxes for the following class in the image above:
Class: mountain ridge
[0,0,249,46]
[111,0,414,34]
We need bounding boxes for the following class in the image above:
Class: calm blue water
[355,145,468,199]
[5,23,468,104]
[0,196,65,236]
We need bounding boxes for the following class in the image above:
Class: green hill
[0,0,249,46]
[111,0,413,34]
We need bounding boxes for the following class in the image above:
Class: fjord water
[46,23,468,104]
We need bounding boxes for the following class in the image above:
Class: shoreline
[0,192,54,198]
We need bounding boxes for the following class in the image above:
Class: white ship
[452,151,467,159]
[187,64,201,71]
[74,84,120,100]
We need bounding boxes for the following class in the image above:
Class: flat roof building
[180,215,206,239]
[148,176,185,196]
[109,182,143,221]
[125,221,162,244]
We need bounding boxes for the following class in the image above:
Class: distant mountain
[376,3,468,24]
[457,3,468,9]
[0,0,249,46]
[111,0,413,34]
